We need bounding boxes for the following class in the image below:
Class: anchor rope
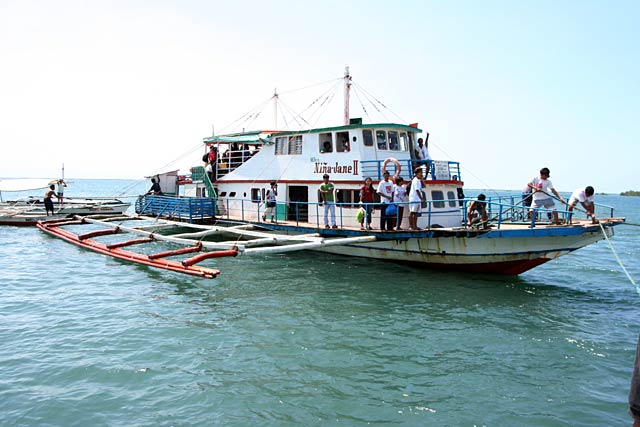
[598,221,638,294]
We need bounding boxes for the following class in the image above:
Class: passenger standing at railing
[207,146,218,180]
[408,167,425,231]
[319,174,337,229]
[377,171,394,231]
[146,178,162,196]
[359,177,375,230]
[393,177,407,230]
[262,181,278,223]
[416,137,432,178]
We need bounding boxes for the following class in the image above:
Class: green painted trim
[265,123,422,137]
[203,123,422,142]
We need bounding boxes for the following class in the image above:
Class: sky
[0,0,638,193]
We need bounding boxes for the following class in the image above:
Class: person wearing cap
[527,167,564,224]
[319,174,337,229]
[567,186,596,224]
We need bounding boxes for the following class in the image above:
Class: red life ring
[381,157,401,179]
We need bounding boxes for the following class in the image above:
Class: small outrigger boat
[0,179,130,226]
[37,69,625,277]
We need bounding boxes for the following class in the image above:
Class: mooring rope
[598,222,639,295]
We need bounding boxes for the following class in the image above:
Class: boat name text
[313,160,359,176]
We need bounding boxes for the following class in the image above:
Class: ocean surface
[1,179,639,427]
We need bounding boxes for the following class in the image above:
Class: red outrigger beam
[37,218,236,279]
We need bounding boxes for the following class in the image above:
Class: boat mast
[343,66,352,125]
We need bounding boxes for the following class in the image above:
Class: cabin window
[388,131,399,151]
[251,188,262,203]
[319,132,333,153]
[400,132,408,151]
[294,135,302,154]
[431,190,445,208]
[363,129,373,147]
[376,130,387,150]
[447,191,457,207]
[219,192,227,197]
[336,131,350,152]
[287,135,302,155]
[275,137,287,155]
[275,135,302,155]
[229,192,237,198]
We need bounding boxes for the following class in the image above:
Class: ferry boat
[37,69,624,277]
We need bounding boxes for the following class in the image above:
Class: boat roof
[203,123,423,145]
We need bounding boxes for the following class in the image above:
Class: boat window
[251,188,262,203]
[229,192,237,198]
[376,130,387,150]
[388,131,399,151]
[319,133,333,153]
[336,131,350,153]
[294,135,302,154]
[447,191,457,207]
[431,190,445,208]
[287,135,302,155]
[400,132,408,151]
[219,192,227,197]
[363,129,373,147]
[275,137,287,155]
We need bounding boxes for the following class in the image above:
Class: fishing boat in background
[37,69,625,277]
[0,178,130,226]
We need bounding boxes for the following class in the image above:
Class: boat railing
[465,195,617,228]
[360,159,461,181]
[136,195,215,223]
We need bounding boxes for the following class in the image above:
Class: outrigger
[36,68,625,278]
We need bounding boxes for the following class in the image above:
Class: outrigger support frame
[36,216,229,279]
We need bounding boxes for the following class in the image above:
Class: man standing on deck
[408,167,425,231]
[527,167,565,224]
[55,179,67,206]
[44,184,58,216]
[319,174,337,229]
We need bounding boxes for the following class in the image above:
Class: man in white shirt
[527,167,565,224]
[377,171,394,231]
[568,186,596,224]
[408,168,426,230]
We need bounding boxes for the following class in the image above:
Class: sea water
[0,179,639,427]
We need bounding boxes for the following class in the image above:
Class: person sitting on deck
[467,193,488,227]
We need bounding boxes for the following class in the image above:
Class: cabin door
[288,186,308,222]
